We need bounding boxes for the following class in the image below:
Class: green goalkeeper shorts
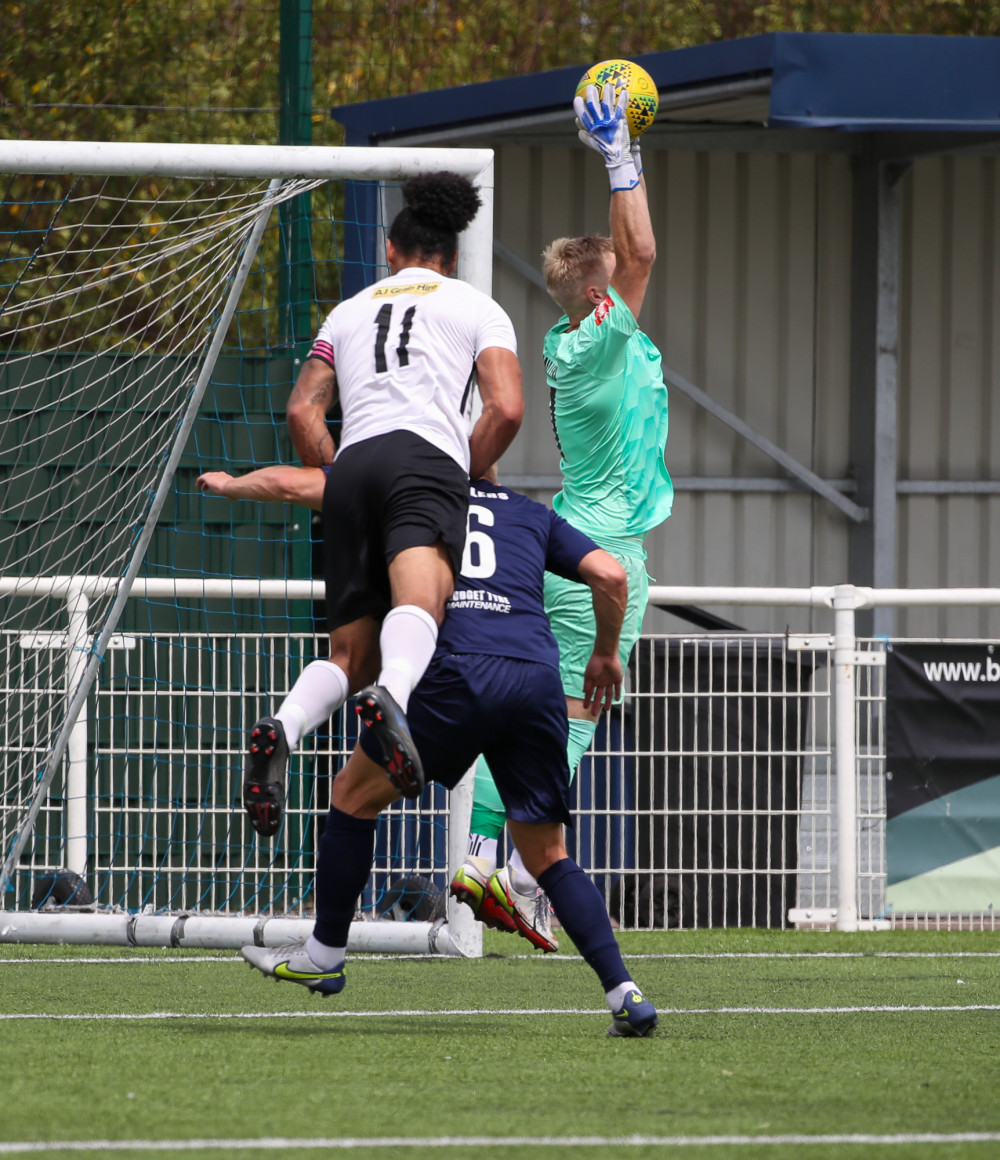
[543,548,648,702]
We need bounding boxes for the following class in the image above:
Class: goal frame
[0,140,496,956]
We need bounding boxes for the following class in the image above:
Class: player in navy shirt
[384,480,624,840]
[200,465,657,1037]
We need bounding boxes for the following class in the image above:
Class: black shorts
[322,430,468,630]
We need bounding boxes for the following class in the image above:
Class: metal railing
[4,577,1000,934]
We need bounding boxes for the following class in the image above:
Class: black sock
[538,857,631,992]
[312,806,377,949]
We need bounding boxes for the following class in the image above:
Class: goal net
[0,141,493,954]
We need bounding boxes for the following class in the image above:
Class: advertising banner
[885,643,1000,912]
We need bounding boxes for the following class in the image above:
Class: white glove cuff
[606,158,640,192]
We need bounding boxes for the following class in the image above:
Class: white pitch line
[3,950,1000,966]
[627,951,1000,959]
[509,951,1000,961]
[0,953,452,966]
[0,957,241,966]
[2,1003,999,1022]
[3,1131,1000,1153]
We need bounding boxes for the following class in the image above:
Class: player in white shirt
[243,172,524,836]
[312,268,517,473]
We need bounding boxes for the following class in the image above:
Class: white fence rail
[4,577,1000,935]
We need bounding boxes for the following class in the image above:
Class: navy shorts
[359,653,573,827]
[322,430,468,630]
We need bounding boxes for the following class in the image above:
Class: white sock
[466,834,498,877]
[508,846,539,895]
[275,660,350,749]
[605,980,642,1012]
[378,604,438,711]
[306,934,346,970]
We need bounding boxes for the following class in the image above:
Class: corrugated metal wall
[490,144,1000,637]
[898,155,1000,638]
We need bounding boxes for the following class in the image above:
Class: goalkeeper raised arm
[453,80,674,950]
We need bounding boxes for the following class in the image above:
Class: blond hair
[541,235,615,313]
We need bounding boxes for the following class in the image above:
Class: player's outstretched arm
[196,466,326,511]
[577,547,627,713]
[287,357,338,467]
[574,81,655,320]
[469,346,524,482]
[607,173,655,321]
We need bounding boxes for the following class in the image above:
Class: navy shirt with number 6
[437,480,601,669]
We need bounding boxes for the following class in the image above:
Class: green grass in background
[1,929,998,1160]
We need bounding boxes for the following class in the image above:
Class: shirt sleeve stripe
[307,339,336,369]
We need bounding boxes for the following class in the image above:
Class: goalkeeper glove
[573,82,640,193]
[630,136,643,180]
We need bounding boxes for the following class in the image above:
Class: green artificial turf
[1,928,998,1159]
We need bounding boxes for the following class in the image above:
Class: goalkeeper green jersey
[543,286,672,547]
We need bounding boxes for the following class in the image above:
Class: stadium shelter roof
[331,32,1000,156]
[330,34,1000,635]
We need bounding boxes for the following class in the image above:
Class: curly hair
[388,171,482,266]
[541,235,615,312]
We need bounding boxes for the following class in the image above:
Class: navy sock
[538,857,631,992]
[312,806,377,949]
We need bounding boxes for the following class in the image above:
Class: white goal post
[0,140,495,955]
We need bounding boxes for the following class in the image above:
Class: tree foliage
[1,0,997,351]
[1,0,998,146]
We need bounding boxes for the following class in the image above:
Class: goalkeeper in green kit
[450,80,674,951]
